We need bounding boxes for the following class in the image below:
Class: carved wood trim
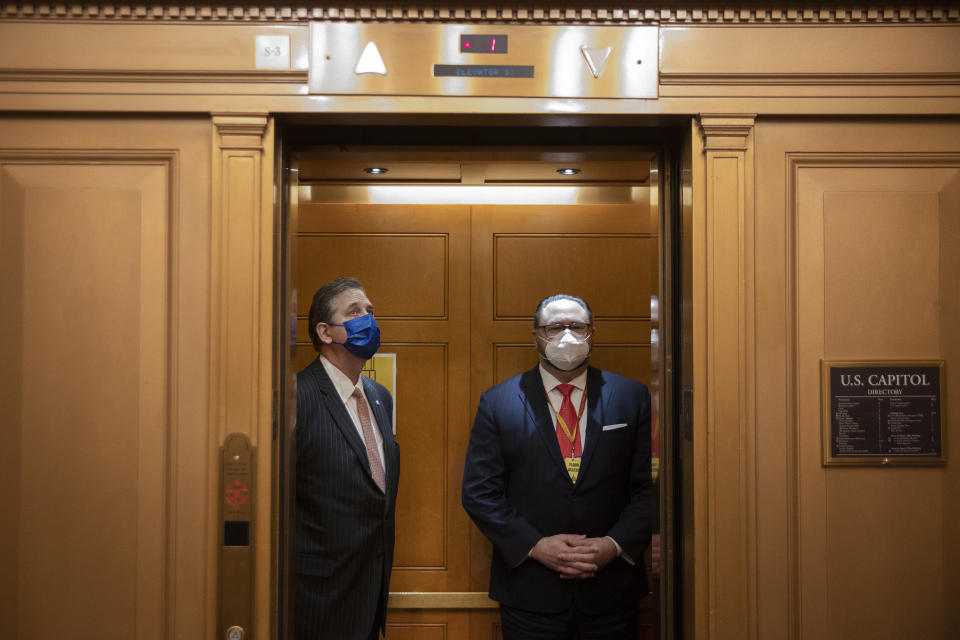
[0,69,308,84]
[698,113,758,640]
[213,113,269,150]
[782,149,960,640]
[662,73,960,87]
[388,591,498,609]
[2,4,958,24]
[700,114,757,151]
[0,145,181,639]
[210,113,270,441]
[210,113,274,639]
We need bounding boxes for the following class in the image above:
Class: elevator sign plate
[309,23,658,99]
[433,65,535,78]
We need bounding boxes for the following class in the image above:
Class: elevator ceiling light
[556,168,581,175]
[364,167,389,175]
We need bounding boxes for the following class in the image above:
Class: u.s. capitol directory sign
[821,361,945,466]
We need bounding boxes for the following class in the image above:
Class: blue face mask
[331,313,381,360]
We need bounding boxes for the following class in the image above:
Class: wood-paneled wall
[754,120,960,640]
[0,117,213,639]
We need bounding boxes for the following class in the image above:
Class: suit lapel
[311,360,373,478]
[575,367,606,487]
[518,367,572,483]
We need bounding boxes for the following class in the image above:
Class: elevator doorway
[275,123,689,639]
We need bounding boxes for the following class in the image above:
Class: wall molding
[698,113,758,640]
[700,114,756,151]
[1,4,958,24]
[0,146,180,639]
[662,72,960,87]
[210,113,275,639]
[0,69,307,84]
[783,149,960,640]
[209,112,270,439]
[388,591,497,609]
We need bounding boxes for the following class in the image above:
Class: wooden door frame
[211,114,277,640]
[271,119,698,639]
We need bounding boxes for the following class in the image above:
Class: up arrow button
[580,46,613,79]
[355,41,387,75]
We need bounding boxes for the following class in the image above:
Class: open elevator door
[273,125,687,639]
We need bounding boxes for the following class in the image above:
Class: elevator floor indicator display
[309,23,658,99]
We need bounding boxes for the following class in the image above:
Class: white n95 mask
[544,331,590,371]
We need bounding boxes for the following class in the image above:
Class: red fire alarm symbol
[225,478,249,509]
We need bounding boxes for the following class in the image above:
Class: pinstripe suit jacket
[295,358,400,640]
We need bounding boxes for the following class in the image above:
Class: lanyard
[552,387,588,445]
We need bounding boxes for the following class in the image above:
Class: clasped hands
[529,533,618,579]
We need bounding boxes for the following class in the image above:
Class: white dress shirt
[319,355,385,465]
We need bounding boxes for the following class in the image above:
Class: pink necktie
[352,388,385,492]
[555,383,583,459]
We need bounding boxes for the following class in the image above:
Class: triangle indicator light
[355,41,387,76]
[581,46,613,79]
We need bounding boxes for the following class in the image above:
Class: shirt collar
[538,363,588,394]
[319,355,363,403]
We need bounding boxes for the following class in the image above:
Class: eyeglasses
[536,322,593,339]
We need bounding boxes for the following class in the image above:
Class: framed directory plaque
[821,360,945,466]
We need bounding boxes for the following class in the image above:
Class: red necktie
[555,383,582,459]
[352,388,386,492]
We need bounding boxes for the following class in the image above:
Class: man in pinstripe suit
[295,277,400,640]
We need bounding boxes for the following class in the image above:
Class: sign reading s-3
[255,34,290,69]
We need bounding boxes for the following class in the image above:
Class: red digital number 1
[490,38,496,52]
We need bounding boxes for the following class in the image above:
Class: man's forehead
[333,288,372,308]
[541,299,589,322]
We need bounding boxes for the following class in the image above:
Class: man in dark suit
[462,293,652,639]
[295,277,400,640]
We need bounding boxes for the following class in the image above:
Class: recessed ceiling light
[556,168,581,175]
[364,167,389,175]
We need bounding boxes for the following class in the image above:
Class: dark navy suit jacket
[295,358,400,640]
[462,365,652,615]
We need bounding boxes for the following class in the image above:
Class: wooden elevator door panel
[293,197,656,640]
[471,202,657,394]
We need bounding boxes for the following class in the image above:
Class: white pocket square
[602,423,628,431]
